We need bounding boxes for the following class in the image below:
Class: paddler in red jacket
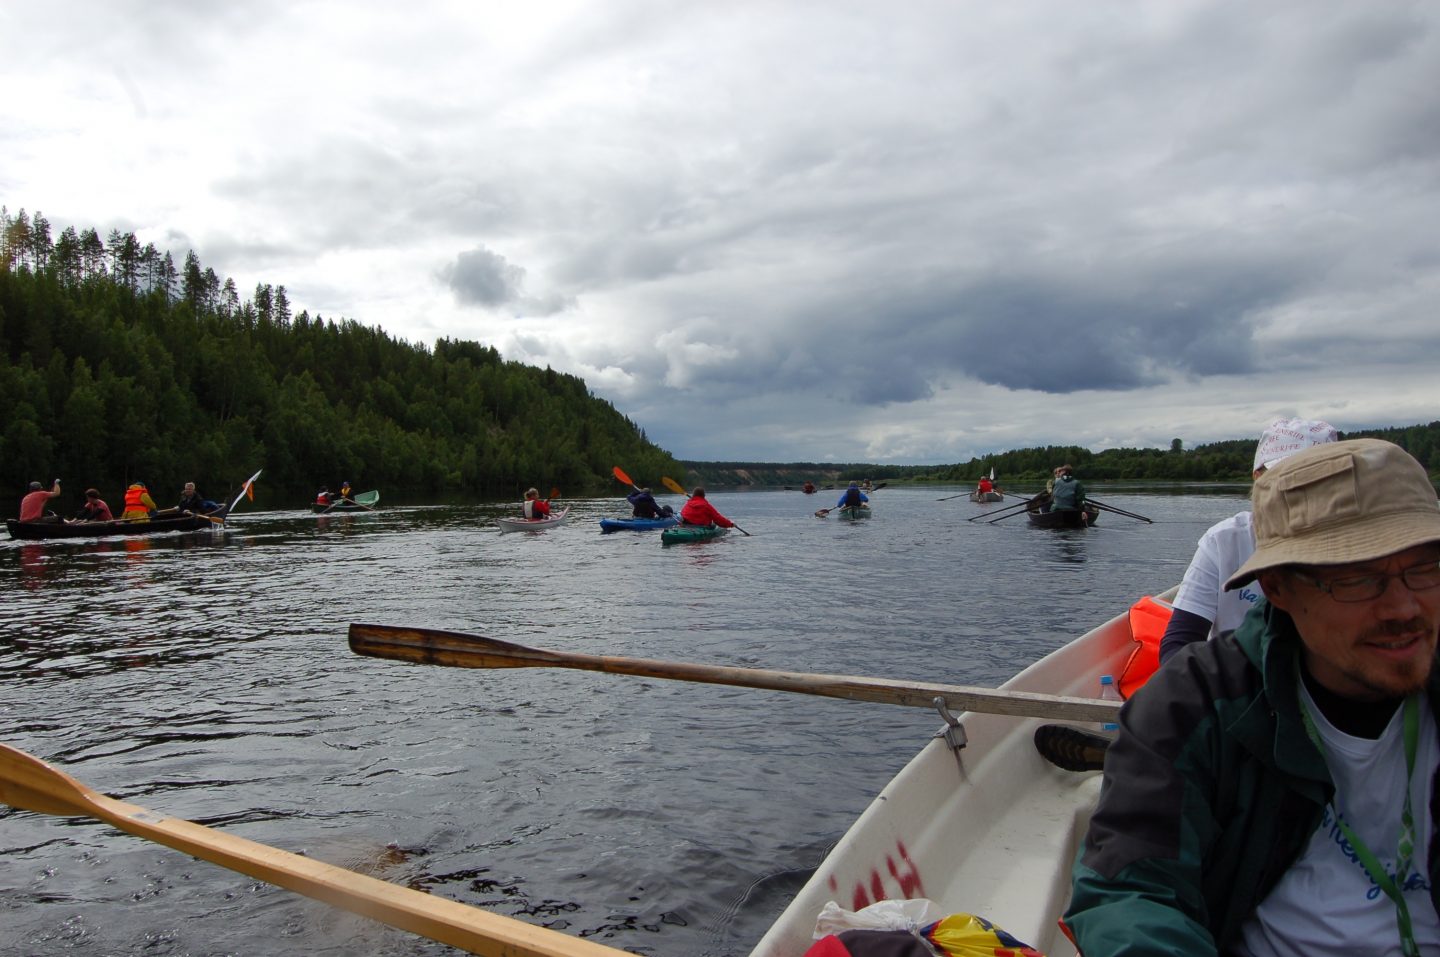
[522,488,551,520]
[679,487,734,528]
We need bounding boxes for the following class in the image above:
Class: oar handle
[347,625,1123,723]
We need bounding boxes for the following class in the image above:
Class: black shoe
[1034,724,1110,772]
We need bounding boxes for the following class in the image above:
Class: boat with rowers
[1027,503,1099,528]
[835,505,871,520]
[6,510,224,541]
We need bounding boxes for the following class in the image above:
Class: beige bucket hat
[1225,438,1440,590]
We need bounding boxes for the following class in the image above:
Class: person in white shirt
[1158,417,1339,664]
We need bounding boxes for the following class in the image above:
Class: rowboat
[497,507,571,533]
[311,490,381,513]
[1,592,1168,957]
[6,511,225,541]
[660,523,728,544]
[1027,505,1098,528]
[836,505,871,520]
[969,490,1003,503]
[749,588,1176,957]
[599,516,679,532]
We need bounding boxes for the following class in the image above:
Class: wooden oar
[0,743,627,957]
[968,497,1034,522]
[347,625,1123,723]
[1086,498,1153,523]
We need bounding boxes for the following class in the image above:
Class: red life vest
[124,486,149,511]
[1117,595,1175,699]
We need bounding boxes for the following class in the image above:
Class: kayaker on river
[626,487,671,519]
[835,481,869,511]
[522,488,551,520]
[679,487,734,529]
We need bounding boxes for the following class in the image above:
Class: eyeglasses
[1291,560,1440,603]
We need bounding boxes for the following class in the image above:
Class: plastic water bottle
[1098,674,1121,733]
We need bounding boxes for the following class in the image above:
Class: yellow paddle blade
[660,476,687,496]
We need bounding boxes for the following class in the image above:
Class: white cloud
[4,0,1438,462]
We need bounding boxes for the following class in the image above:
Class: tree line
[685,421,1440,488]
[1,207,681,507]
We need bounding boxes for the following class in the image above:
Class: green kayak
[836,505,871,520]
[660,524,729,545]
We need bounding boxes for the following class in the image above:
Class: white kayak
[749,586,1178,957]
[496,507,571,533]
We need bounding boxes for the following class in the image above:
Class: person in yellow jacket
[120,481,158,520]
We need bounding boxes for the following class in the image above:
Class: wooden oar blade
[0,744,95,817]
[0,744,628,957]
[349,624,567,670]
[347,625,1121,722]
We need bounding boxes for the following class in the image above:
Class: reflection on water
[1,488,1247,956]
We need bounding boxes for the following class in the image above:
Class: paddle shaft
[348,624,1122,723]
[0,744,625,957]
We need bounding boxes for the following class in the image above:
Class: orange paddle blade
[612,466,634,487]
[549,487,560,500]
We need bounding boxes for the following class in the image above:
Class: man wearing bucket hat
[1158,417,1340,664]
[1066,439,1440,955]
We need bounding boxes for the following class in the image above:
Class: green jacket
[1065,599,1440,955]
[1050,475,1085,511]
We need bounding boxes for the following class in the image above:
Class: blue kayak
[599,516,680,533]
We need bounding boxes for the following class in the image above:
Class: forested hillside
[0,207,680,503]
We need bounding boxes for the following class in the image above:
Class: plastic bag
[805,899,1044,957]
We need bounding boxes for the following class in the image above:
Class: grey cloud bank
[3,1,1437,463]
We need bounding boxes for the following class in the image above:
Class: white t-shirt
[1237,688,1440,957]
[1171,510,1264,639]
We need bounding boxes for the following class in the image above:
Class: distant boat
[969,490,1004,503]
[497,508,571,533]
[312,491,380,513]
[6,511,224,541]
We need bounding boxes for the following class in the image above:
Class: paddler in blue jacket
[835,482,869,510]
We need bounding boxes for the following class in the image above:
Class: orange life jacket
[1117,595,1175,699]
[124,486,149,511]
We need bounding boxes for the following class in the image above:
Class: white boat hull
[496,507,571,532]
[750,587,1177,957]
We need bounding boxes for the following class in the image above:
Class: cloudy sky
[4,1,1438,464]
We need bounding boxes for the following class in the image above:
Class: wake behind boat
[749,587,1177,957]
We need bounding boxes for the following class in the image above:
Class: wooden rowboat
[968,490,1004,503]
[1027,505,1098,528]
[2,592,1164,957]
[5,511,224,541]
[497,507,571,533]
[749,587,1175,957]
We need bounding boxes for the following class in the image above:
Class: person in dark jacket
[626,487,671,519]
[1066,438,1440,956]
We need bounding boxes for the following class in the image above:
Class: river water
[1,485,1249,956]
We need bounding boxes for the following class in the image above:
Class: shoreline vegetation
[4,208,1435,502]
